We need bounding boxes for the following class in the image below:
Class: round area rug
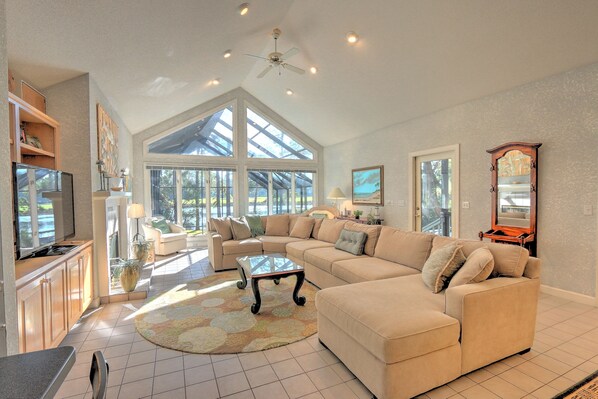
[134,271,318,354]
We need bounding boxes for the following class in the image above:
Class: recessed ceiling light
[223,50,232,59]
[346,31,359,44]
[211,78,221,86]
[309,66,318,74]
[238,3,249,15]
[286,89,294,96]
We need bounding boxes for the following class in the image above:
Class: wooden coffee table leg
[293,272,306,306]
[236,265,248,289]
[251,277,261,314]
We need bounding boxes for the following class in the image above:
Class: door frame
[408,144,460,237]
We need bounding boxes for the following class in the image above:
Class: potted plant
[131,240,151,265]
[120,259,141,292]
[353,209,363,220]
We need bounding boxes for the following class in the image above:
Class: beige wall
[324,63,598,297]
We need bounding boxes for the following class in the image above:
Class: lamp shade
[127,203,145,219]
[327,187,346,199]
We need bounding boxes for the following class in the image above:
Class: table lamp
[327,187,346,213]
[128,203,145,242]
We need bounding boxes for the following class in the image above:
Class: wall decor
[97,103,119,177]
[352,165,384,206]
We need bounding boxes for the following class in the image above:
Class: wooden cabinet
[8,92,60,169]
[480,142,541,255]
[16,242,93,353]
[16,263,68,354]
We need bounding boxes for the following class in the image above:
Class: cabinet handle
[490,186,495,193]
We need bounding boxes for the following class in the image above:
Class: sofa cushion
[159,232,187,243]
[448,247,494,288]
[335,229,367,256]
[258,236,304,253]
[286,239,334,260]
[265,214,290,236]
[304,246,357,273]
[211,217,233,241]
[332,257,420,284]
[222,238,262,255]
[421,243,466,293]
[289,214,300,233]
[312,218,324,239]
[316,274,460,364]
[230,217,252,240]
[317,219,347,243]
[245,215,265,237]
[432,236,529,278]
[344,222,382,256]
[290,217,315,239]
[374,227,434,271]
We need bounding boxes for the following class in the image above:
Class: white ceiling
[7,0,598,146]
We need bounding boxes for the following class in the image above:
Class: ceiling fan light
[309,66,318,74]
[286,89,294,96]
[238,3,249,15]
[211,78,221,86]
[223,50,232,59]
[346,31,359,44]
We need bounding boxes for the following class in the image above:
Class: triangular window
[246,108,313,160]
[148,105,234,156]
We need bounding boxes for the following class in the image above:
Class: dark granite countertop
[0,346,76,399]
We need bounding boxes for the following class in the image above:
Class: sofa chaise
[206,215,540,399]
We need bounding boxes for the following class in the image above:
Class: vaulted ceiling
[7,1,598,146]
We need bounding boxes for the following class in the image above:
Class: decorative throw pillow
[421,242,467,293]
[230,217,252,240]
[334,229,368,256]
[345,222,381,257]
[265,214,289,236]
[211,217,233,241]
[290,217,315,239]
[152,219,171,234]
[448,247,495,288]
[245,215,265,237]
[311,218,324,239]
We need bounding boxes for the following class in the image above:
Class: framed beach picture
[352,165,384,206]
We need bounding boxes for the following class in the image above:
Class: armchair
[142,219,187,255]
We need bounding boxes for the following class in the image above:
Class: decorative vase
[120,261,140,292]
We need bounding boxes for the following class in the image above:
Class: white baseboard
[540,284,596,306]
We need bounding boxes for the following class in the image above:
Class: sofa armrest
[207,232,224,271]
[445,277,540,373]
[167,222,187,234]
[142,224,162,242]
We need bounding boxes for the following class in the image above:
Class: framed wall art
[97,103,119,177]
[352,165,384,206]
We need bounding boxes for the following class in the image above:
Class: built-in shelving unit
[8,92,61,169]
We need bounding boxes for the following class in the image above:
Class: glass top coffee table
[236,253,306,314]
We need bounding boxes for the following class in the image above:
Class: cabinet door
[16,278,45,353]
[82,247,93,310]
[66,256,82,329]
[44,263,68,348]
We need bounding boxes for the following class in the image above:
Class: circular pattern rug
[134,271,318,354]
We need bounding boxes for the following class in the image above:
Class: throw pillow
[230,217,252,240]
[334,229,368,256]
[290,217,315,239]
[317,219,347,243]
[448,247,495,288]
[245,215,265,237]
[344,222,381,257]
[311,218,324,239]
[152,219,171,234]
[265,214,290,236]
[211,217,233,241]
[421,242,467,293]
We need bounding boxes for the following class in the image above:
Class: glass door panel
[272,171,292,214]
[150,169,177,221]
[295,172,314,213]
[181,170,207,234]
[415,155,454,237]
[248,171,269,215]
[210,170,234,218]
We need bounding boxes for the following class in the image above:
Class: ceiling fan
[245,28,305,78]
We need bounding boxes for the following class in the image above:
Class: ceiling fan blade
[281,47,299,61]
[257,65,273,78]
[282,63,305,75]
[244,53,269,61]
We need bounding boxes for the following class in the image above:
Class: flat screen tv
[13,163,75,259]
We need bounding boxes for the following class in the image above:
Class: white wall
[0,0,18,355]
[324,63,598,297]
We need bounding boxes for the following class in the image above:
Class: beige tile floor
[56,249,598,399]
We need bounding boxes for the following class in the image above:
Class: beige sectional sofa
[207,216,540,399]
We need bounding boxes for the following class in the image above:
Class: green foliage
[353,210,363,217]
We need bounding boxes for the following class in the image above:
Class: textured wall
[0,0,19,355]
[324,63,598,297]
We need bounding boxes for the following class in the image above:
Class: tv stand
[24,244,76,259]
